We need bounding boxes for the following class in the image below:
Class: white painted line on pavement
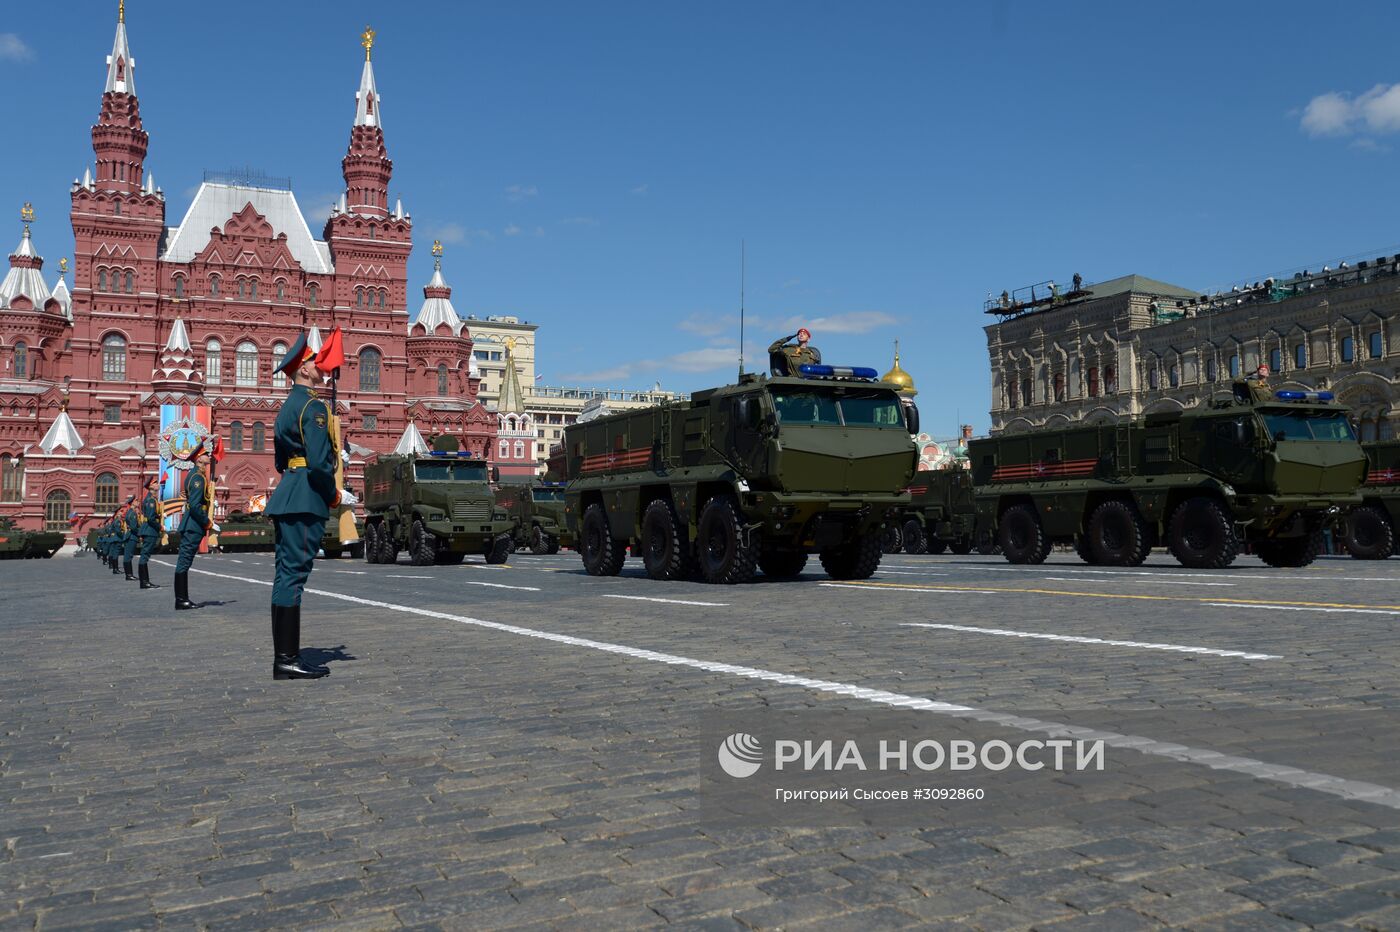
[900,622,1280,660]
[603,594,730,607]
[876,570,950,577]
[161,560,1400,812]
[1041,577,1235,588]
[1205,602,1400,617]
[822,582,1002,595]
[37,852,73,859]
[332,570,369,575]
[386,574,431,579]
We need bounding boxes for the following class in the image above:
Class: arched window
[237,278,246,299]
[1087,367,1100,398]
[378,289,387,308]
[359,348,381,391]
[101,334,127,381]
[95,472,119,512]
[1168,364,1179,388]
[173,274,185,298]
[276,280,286,300]
[1341,335,1355,362]
[210,274,220,296]
[1268,348,1281,372]
[1295,344,1307,369]
[514,440,525,459]
[113,201,121,217]
[205,339,222,385]
[1020,378,1032,407]
[1370,331,1384,359]
[98,269,107,291]
[1103,366,1116,394]
[252,422,266,452]
[230,421,244,451]
[13,341,26,380]
[437,363,449,395]
[44,489,71,533]
[124,271,134,294]
[499,440,509,458]
[308,283,318,306]
[355,288,364,309]
[1148,363,1160,390]
[1206,357,1218,382]
[271,342,288,389]
[1229,354,1240,378]
[236,341,258,387]
[249,279,258,300]
[0,454,22,503]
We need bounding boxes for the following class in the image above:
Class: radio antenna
[738,240,746,379]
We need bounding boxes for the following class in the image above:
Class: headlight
[493,511,509,520]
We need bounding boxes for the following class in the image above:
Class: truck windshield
[532,488,564,502]
[771,390,903,428]
[414,460,488,481]
[1261,411,1357,442]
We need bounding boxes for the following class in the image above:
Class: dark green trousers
[123,535,138,563]
[138,534,157,566]
[175,527,204,573]
[272,514,327,607]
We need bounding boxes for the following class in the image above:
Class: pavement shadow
[301,645,357,666]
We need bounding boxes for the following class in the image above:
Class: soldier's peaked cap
[273,332,315,377]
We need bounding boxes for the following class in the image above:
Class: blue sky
[3,1,1400,434]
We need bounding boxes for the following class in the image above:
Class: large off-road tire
[485,535,512,565]
[546,537,561,555]
[410,518,438,567]
[881,524,904,555]
[901,519,927,555]
[1166,496,1239,569]
[641,498,695,581]
[1088,499,1150,567]
[581,503,626,576]
[349,541,365,560]
[948,536,974,555]
[323,546,343,560]
[529,525,555,555]
[1255,530,1324,568]
[975,530,1000,556]
[999,504,1050,564]
[927,537,949,555]
[695,495,758,584]
[1345,505,1395,560]
[361,522,378,562]
[1073,534,1098,565]
[820,532,883,580]
[758,550,808,580]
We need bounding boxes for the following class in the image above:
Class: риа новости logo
[718,733,763,778]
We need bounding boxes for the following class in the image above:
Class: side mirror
[738,398,762,429]
[491,466,501,483]
[904,403,920,436]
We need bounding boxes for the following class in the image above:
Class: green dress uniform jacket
[767,333,822,376]
[139,492,161,539]
[265,384,339,519]
[178,469,209,536]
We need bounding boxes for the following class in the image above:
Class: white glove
[339,488,359,505]
[341,449,351,464]
[210,522,222,533]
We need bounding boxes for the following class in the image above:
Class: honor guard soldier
[137,476,163,589]
[121,495,140,580]
[265,333,339,680]
[768,327,822,377]
[109,508,124,575]
[174,441,211,610]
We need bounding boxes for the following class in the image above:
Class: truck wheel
[1167,497,1239,569]
[486,536,512,565]
[349,541,365,560]
[948,537,974,556]
[758,550,808,579]
[881,524,904,554]
[999,504,1049,564]
[410,519,438,567]
[696,495,758,584]
[927,537,949,555]
[1088,500,1149,566]
[362,523,379,563]
[1345,506,1395,560]
[547,537,561,554]
[820,533,883,580]
[380,524,401,565]
[975,530,1000,556]
[323,547,343,560]
[581,503,626,576]
[901,519,927,554]
[1255,530,1324,568]
[641,499,695,580]
[1073,535,1098,565]
[529,525,551,555]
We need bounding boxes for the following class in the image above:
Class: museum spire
[93,0,148,194]
[340,25,392,218]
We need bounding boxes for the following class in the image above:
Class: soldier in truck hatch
[768,327,822,376]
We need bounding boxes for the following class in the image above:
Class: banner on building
[157,404,212,549]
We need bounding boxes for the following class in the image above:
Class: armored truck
[320,504,365,559]
[0,517,64,559]
[970,383,1367,569]
[899,469,979,555]
[362,449,513,566]
[561,366,919,583]
[216,511,276,552]
[1343,440,1399,559]
[496,481,565,554]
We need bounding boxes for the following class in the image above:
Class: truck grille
[450,501,491,522]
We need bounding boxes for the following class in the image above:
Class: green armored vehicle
[216,510,276,552]
[971,382,1367,569]
[362,443,513,566]
[496,481,565,554]
[899,469,979,555]
[320,504,365,560]
[561,365,919,583]
[0,516,64,559]
[1343,440,1400,559]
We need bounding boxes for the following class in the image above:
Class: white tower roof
[104,8,136,95]
[39,408,84,454]
[354,58,381,128]
[0,227,51,311]
[393,420,429,456]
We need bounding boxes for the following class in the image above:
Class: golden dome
[882,342,917,396]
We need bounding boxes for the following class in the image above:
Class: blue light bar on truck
[798,364,880,380]
[1275,390,1334,402]
[428,450,482,458]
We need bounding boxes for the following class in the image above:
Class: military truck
[896,469,980,554]
[0,517,64,559]
[320,504,365,559]
[561,366,918,583]
[1342,440,1399,559]
[362,446,513,566]
[496,481,565,554]
[970,383,1367,569]
[216,511,276,552]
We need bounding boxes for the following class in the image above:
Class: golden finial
[505,336,517,353]
[118,0,125,24]
[431,240,443,257]
[361,24,375,61]
[20,203,34,224]
[59,257,69,274]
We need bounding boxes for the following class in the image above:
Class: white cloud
[561,345,740,384]
[678,313,734,338]
[1301,92,1354,136]
[504,224,522,237]
[630,183,649,196]
[1358,83,1400,133]
[782,278,801,289]
[533,226,545,237]
[0,34,34,63]
[1300,83,1400,137]
[505,184,538,201]
[771,310,900,335]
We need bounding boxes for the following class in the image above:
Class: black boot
[111,557,121,575]
[124,559,136,581]
[139,564,162,589]
[272,605,328,680]
[174,572,198,610]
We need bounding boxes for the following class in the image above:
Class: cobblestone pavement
[3,547,1400,930]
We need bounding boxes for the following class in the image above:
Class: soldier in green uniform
[174,442,211,610]
[121,495,139,580]
[768,327,822,376]
[109,508,124,575]
[265,333,337,680]
[137,475,163,590]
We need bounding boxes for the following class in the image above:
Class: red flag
[212,436,226,463]
[315,326,346,374]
